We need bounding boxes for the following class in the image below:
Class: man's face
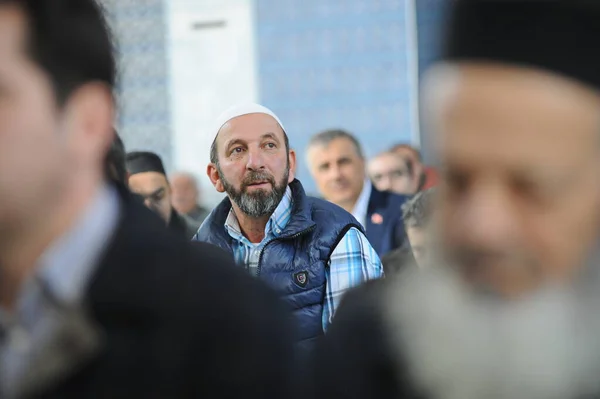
[432,64,600,298]
[128,172,172,224]
[0,5,63,232]
[308,137,366,208]
[0,5,112,235]
[392,145,423,193]
[171,174,198,215]
[368,153,413,194]
[207,113,295,218]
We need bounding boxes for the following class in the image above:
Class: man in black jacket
[126,151,198,239]
[0,0,293,397]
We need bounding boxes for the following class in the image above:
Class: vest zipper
[256,225,316,277]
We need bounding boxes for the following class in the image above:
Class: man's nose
[246,147,266,170]
[378,175,392,191]
[329,163,344,180]
[459,182,518,249]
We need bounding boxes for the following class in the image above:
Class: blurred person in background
[170,171,210,229]
[368,151,414,195]
[194,103,383,353]
[381,188,436,275]
[0,0,294,397]
[313,1,600,399]
[126,151,197,239]
[391,143,438,192]
[307,129,409,256]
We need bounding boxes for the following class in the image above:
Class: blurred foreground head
[0,0,114,253]
[425,0,600,299]
[390,2,600,398]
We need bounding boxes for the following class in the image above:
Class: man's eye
[445,170,469,194]
[511,177,546,202]
[232,147,244,154]
[265,142,276,149]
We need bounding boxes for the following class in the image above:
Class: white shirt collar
[351,180,371,230]
[37,184,121,305]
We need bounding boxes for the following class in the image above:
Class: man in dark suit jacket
[307,129,409,256]
[0,1,293,397]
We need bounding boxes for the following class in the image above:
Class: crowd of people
[2,0,600,398]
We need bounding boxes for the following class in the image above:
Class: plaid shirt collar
[224,186,293,244]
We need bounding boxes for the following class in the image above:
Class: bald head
[170,172,200,215]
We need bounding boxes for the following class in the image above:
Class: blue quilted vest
[194,179,363,352]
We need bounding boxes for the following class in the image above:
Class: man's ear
[63,82,114,166]
[288,149,297,183]
[207,163,225,193]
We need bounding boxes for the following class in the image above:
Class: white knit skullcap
[211,103,286,143]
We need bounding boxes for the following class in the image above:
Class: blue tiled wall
[416,0,450,162]
[255,0,415,195]
[102,0,173,169]
[416,0,449,77]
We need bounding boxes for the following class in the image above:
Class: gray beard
[385,246,600,399]
[219,166,289,219]
[234,188,283,218]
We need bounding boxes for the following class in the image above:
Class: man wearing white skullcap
[193,103,383,353]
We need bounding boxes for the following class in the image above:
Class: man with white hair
[313,1,600,398]
[193,103,383,352]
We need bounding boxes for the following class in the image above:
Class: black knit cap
[444,0,600,91]
[126,151,166,176]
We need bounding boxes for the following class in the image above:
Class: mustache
[241,171,276,189]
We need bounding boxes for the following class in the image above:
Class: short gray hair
[402,188,436,228]
[307,129,364,159]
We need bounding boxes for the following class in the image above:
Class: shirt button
[276,229,281,234]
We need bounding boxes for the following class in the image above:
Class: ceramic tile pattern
[255,0,416,194]
[101,0,173,170]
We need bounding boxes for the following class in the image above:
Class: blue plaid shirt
[225,187,383,331]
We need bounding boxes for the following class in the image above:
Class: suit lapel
[365,187,389,255]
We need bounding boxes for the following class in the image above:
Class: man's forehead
[432,63,600,162]
[128,171,168,189]
[217,113,284,143]
[372,153,404,168]
[433,63,600,116]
